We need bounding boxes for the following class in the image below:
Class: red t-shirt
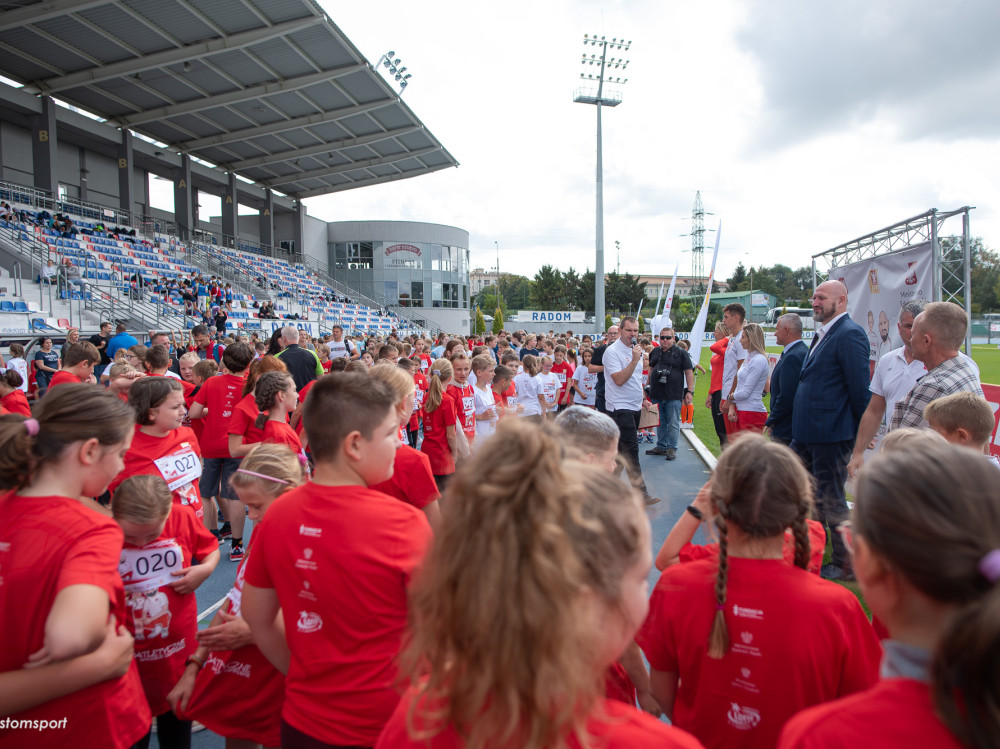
[243,482,432,746]
[370,445,440,510]
[47,369,82,390]
[321,359,333,373]
[263,419,304,455]
[180,537,285,747]
[709,338,728,394]
[778,677,964,748]
[637,557,881,749]
[446,382,476,443]
[0,493,150,748]
[193,373,245,458]
[375,692,704,748]
[0,388,31,416]
[121,504,218,715]
[417,353,432,373]
[551,361,575,404]
[228,392,265,445]
[294,379,317,436]
[420,397,457,475]
[110,426,204,519]
[503,382,517,413]
[677,519,827,575]
[409,372,429,432]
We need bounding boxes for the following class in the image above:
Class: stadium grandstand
[0,0,463,342]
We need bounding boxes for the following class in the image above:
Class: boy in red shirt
[189,342,255,561]
[491,364,514,418]
[242,373,432,748]
[47,341,100,391]
[446,353,476,448]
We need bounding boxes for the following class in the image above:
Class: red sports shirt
[375,692,704,749]
[446,382,476,443]
[122,504,218,715]
[420,397,457,475]
[192,373,245,458]
[228,392,265,445]
[0,388,30,416]
[551,360,575,404]
[243,482,432,746]
[46,369,82,390]
[637,557,881,749]
[778,677,964,748]
[678,519,827,575]
[408,371,429,432]
[110,426,205,519]
[370,445,440,510]
[179,538,284,747]
[0,493,150,748]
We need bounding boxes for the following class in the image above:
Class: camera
[658,369,671,385]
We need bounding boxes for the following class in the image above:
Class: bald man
[790,280,871,582]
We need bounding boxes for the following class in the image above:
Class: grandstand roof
[0,0,458,199]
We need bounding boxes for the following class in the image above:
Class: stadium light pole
[375,50,413,94]
[574,34,630,331]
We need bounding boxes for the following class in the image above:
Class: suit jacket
[791,315,871,444]
[764,339,807,441]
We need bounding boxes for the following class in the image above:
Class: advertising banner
[981,383,1000,461]
[830,242,933,376]
[515,311,585,323]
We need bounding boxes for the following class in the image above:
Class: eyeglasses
[837,520,854,555]
[659,335,674,340]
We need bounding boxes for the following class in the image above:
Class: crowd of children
[0,322,998,749]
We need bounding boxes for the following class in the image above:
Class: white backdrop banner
[830,242,933,374]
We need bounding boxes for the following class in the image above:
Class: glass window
[347,241,374,269]
[334,242,347,270]
[432,282,442,308]
[398,280,411,307]
[411,281,423,306]
[462,285,468,307]
[431,244,441,271]
[385,281,397,302]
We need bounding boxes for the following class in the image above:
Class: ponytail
[0,384,134,491]
[424,358,453,414]
[521,354,540,377]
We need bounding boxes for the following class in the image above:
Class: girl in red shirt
[0,385,151,748]
[446,352,476,447]
[420,358,459,490]
[227,354,288,459]
[112,474,219,749]
[638,434,881,749]
[377,419,702,749]
[170,444,304,749]
[779,443,1000,749]
[255,371,306,461]
[405,356,429,448]
[112,377,205,520]
[0,369,31,415]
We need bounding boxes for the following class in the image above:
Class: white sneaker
[680,423,694,429]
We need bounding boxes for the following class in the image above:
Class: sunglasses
[659,335,674,340]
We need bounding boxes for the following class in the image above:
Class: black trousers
[710,390,728,447]
[133,711,190,749]
[790,439,853,569]
[610,408,647,494]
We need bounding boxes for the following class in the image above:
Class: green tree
[637,316,645,334]
[498,274,532,310]
[604,313,613,332]
[492,307,504,334]
[603,271,647,315]
[530,265,566,309]
[727,262,748,291]
[474,306,486,335]
[577,269,596,313]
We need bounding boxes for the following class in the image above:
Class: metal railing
[0,179,133,227]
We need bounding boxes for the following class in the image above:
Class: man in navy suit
[764,313,807,445]
[790,280,871,581]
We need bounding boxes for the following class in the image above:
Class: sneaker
[642,493,661,507]
[218,521,232,540]
[645,446,668,455]
[680,422,694,430]
[229,543,244,562]
[665,448,677,461]
[820,563,855,582]
[646,433,655,443]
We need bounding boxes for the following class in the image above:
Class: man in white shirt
[719,303,747,442]
[327,325,359,360]
[847,300,928,477]
[604,316,658,505]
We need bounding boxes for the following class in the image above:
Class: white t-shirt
[327,338,355,359]
[473,386,498,441]
[869,346,927,446]
[513,372,542,416]
[573,367,598,407]
[721,333,747,402]
[3,357,29,392]
[539,372,560,406]
[603,339,644,413]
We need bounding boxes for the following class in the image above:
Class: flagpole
[686,222,722,367]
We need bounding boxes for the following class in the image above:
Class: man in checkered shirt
[891,301,983,430]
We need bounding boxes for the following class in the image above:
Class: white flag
[686,222,722,367]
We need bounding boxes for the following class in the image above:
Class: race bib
[154,445,202,491]
[120,540,183,593]
[462,395,475,416]
[508,396,519,407]
[556,372,566,383]
[413,389,425,412]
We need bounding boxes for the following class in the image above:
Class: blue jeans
[655,399,682,450]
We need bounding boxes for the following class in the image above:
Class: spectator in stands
[106,323,138,360]
[274,325,323,391]
[58,328,80,360]
[0,201,12,222]
[33,337,60,398]
[38,258,57,285]
[62,258,85,295]
[90,321,113,366]
[212,307,228,340]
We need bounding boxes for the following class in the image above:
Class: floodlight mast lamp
[375,50,413,95]
[575,34,630,331]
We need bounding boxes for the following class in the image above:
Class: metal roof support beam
[118,129,135,217]
[228,125,422,170]
[263,146,440,186]
[36,16,324,94]
[32,96,59,195]
[119,63,367,127]
[0,0,108,32]
[222,171,238,240]
[174,154,193,240]
[177,99,392,150]
[292,163,454,199]
[259,187,274,248]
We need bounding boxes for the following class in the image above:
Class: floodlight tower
[691,191,706,284]
[575,34,630,329]
[375,50,412,94]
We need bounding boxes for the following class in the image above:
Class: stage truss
[812,207,974,351]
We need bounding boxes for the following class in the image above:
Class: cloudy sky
[308,0,1000,283]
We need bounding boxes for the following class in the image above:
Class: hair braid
[708,510,730,658]
[254,371,293,430]
[791,496,811,570]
